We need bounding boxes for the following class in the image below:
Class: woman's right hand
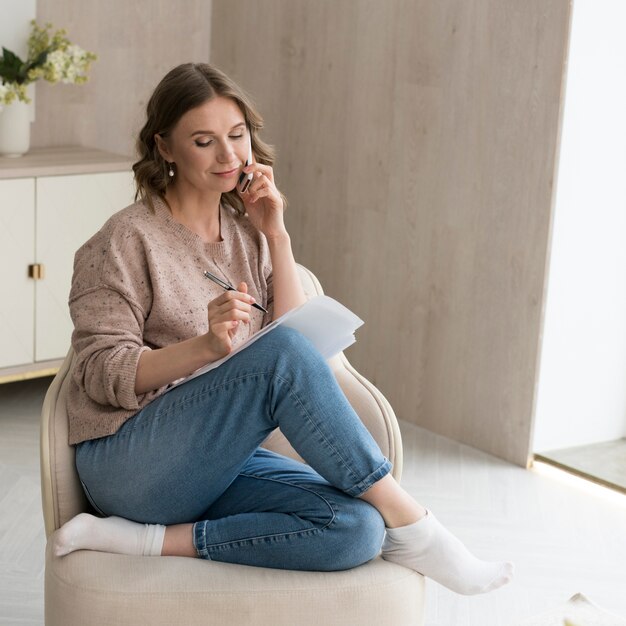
[204,281,256,358]
[135,281,256,395]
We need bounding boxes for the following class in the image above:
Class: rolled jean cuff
[343,458,392,497]
[193,520,212,559]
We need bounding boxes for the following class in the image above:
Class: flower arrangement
[0,20,97,110]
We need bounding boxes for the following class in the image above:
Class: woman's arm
[238,163,307,319]
[267,232,307,320]
[135,285,256,394]
[134,334,218,395]
[72,281,255,400]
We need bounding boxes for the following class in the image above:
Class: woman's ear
[154,133,172,161]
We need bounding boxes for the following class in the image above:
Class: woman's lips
[212,167,239,177]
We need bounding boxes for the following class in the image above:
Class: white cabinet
[0,147,134,381]
[0,178,35,369]
[35,172,135,361]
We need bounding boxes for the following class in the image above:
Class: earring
[168,162,175,178]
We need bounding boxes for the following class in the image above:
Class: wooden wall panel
[33,0,213,157]
[210,0,571,466]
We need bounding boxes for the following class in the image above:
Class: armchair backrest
[40,348,87,538]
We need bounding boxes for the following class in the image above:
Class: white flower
[0,83,7,110]
[44,44,94,84]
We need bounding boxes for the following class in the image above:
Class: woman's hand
[204,282,255,357]
[135,282,256,395]
[238,162,288,240]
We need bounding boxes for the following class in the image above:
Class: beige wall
[31,0,571,467]
[33,0,213,157]
[210,0,572,466]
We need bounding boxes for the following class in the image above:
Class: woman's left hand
[237,163,287,240]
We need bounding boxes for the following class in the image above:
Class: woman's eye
[195,135,243,148]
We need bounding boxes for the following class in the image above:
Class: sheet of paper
[167,295,363,391]
[280,295,363,358]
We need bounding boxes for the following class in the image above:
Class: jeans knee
[261,326,326,372]
[327,500,385,570]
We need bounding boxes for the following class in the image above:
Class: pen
[203,270,268,314]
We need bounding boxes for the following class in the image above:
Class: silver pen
[203,270,268,314]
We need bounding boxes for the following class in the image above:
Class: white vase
[0,101,31,158]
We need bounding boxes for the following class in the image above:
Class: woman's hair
[133,63,285,215]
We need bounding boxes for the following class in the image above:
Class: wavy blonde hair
[133,63,285,215]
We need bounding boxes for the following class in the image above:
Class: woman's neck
[164,186,222,243]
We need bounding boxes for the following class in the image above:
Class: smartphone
[237,138,253,194]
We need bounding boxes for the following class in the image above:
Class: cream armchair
[40,264,425,626]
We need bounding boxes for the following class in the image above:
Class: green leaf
[2,47,25,66]
[0,47,26,83]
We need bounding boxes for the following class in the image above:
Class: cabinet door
[0,178,36,368]
[35,171,135,361]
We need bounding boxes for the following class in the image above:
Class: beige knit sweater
[67,195,274,445]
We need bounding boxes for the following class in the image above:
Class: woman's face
[157,96,249,194]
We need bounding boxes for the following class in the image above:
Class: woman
[53,63,513,595]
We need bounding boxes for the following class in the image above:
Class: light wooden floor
[1,377,626,625]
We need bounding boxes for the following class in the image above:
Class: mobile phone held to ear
[237,139,253,194]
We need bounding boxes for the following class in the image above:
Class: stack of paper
[170,295,363,390]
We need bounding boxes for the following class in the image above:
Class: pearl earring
[168,162,175,178]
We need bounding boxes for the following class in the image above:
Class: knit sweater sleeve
[69,224,157,411]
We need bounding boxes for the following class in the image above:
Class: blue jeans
[75,326,391,571]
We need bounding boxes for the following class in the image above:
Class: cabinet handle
[28,263,46,280]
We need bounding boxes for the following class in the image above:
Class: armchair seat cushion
[46,544,424,626]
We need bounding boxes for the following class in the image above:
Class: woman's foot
[381,510,514,595]
[52,512,165,557]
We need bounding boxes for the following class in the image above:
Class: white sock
[52,513,166,557]
[381,510,514,595]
